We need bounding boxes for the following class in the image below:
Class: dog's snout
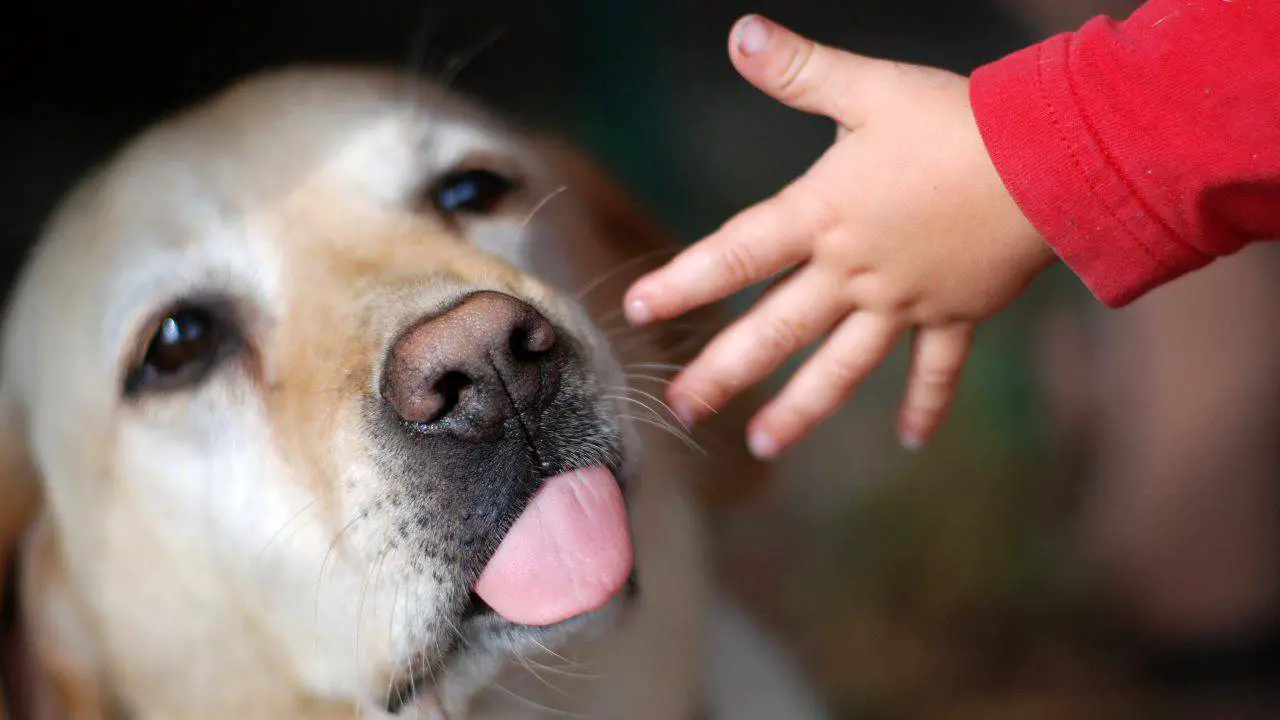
[384,291,561,436]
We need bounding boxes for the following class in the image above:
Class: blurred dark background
[4,2,1280,718]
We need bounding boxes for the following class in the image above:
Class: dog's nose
[384,291,561,436]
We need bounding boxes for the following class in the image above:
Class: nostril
[509,319,556,364]
[433,371,472,421]
[384,293,562,433]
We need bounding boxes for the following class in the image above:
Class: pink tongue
[474,466,633,626]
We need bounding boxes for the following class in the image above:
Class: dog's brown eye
[125,306,231,396]
[430,169,516,216]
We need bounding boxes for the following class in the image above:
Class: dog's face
[0,68,695,717]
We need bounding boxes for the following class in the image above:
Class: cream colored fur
[0,68,821,719]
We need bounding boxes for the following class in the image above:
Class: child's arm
[624,4,1279,457]
[972,0,1280,307]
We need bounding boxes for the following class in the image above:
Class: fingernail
[626,298,653,326]
[899,431,924,453]
[671,402,696,430]
[736,15,771,55]
[748,430,780,460]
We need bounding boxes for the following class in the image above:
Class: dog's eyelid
[424,168,522,219]
[121,297,246,399]
[415,147,528,217]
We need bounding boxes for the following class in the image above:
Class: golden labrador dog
[0,67,826,719]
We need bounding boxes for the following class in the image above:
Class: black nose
[383,291,561,439]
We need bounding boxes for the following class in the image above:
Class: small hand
[624,15,1055,458]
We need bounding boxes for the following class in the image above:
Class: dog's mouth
[471,463,632,627]
[383,460,636,716]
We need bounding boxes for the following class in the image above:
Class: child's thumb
[729,15,881,124]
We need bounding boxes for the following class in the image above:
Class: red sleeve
[969,0,1280,307]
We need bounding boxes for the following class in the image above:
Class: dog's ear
[527,136,772,511]
[0,388,38,628]
[0,387,39,720]
[0,384,106,719]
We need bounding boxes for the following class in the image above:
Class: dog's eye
[125,306,231,396]
[429,169,516,216]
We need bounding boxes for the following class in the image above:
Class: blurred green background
[5,2,1277,718]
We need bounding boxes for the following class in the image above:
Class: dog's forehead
[209,68,518,202]
[124,68,517,215]
[33,69,514,274]
[88,72,514,306]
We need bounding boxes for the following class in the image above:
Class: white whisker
[254,499,318,563]
[624,362,686,373]
[314,512,365,628]
[601,393,669,425]
[521,644,600,680]
[603,320,710,344]
[520,185,569,230]
[617,413,706,455]
[623,375,718,417]
[488,678,587,718]
[512,647,571,697]
[401,3,447,105]
[355,544,394,673]
[591,305,627,329]
[438,26,510,92]
[528,638,588,669]
[614,386,688,430]
[384,576,404,715]
[574,247,680,301]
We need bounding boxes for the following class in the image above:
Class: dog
[0,67,826,719]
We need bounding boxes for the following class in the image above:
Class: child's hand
[623,15,1056,458]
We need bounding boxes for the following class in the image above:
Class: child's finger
[665,266,845,425]
[728,14,882,125]
[896,324,972,451]
[624,192,812,326]
[746,313,901,458]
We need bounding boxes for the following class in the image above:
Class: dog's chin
[382,456,640,716]
[384,585,637,716]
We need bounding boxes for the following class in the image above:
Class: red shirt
[969,0,1280,307]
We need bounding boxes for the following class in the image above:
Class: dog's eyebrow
[102,240,274,355]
